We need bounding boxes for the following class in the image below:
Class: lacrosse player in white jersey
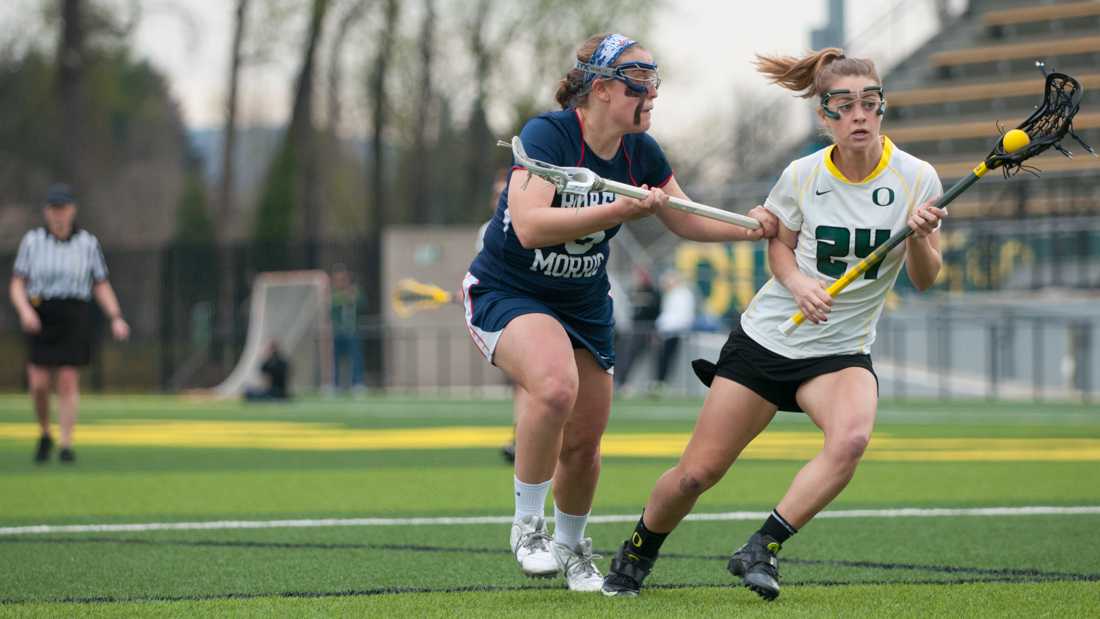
[603,48,945,600]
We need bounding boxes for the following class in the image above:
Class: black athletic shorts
[692,324,877,413]
[27,299,93,367]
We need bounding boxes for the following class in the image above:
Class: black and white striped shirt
[13,227,109,301]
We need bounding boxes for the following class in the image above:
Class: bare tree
[57,0,85,183]
[326,0,369,135]
[367,0,399,238]
[452,0,658,221]
[461,0,509,220]
[214,0,250,367]
[290,0,332,266]
[727,90,792,181]
[409,0,436,223]
[219,0,250,234]
[363,0,400,386]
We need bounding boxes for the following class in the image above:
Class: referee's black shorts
[27,299,93,367]
[692,324,877,413]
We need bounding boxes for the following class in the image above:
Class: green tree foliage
[0,52,59,196]
[0,6,186,248]
[175,158,215,244]
[253,142,298,243]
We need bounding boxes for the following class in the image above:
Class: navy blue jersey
[470,109,672,303]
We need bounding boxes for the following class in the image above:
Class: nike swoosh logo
[815,189,832,196]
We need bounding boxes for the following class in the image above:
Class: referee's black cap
[46,183,76,206]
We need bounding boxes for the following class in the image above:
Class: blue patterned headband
[580,34,636,84]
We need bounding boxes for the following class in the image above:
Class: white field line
[2,506,1099,536]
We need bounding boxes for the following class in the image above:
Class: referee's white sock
[513,477,550,522]
[553,504,589,549]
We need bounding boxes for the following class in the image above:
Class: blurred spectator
[330,263,365,394]
[245,341,290,401]
[654,270,696,391]
[476,168,510,254]
[615,266,662,389]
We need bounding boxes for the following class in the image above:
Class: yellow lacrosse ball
[1002,129,1030,153]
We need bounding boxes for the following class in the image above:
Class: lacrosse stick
[780,68,1093,335]
[392,278,453,318]
[498,136,760,230]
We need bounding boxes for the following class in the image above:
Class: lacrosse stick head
[392,279,451,318]
[985,71,1088,176]
[503,136,598,195]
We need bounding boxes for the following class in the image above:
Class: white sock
[514,477,551,522]
[553,504,589,548]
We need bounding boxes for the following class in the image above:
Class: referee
[8,183,129,464]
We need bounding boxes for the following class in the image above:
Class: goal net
[212,270,333,398]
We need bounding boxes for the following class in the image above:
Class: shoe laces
[559,539,602,579]
[516,520,552,555]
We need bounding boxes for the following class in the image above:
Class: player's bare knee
[677,466,721,497]
[531,374,578,416]
[28,376,49,395]
[828,430,870,464]
[559,440,600,471]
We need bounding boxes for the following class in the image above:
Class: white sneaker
[552,538,604,592]
[510,516,559,577]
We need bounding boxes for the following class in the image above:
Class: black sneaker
[59,448,75,464]
[34,435,54,463]
[601,540,656,597]
[500,441,515,464]
[728,532,781,601]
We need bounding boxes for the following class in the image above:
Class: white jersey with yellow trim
[742,136,942,358]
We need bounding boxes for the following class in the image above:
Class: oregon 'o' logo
[872,187,895,207]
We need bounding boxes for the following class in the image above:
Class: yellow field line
[1,422,1098,461]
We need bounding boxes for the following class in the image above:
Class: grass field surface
[0,395,1097,616]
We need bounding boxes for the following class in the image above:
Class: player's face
[822,75,883,153]
[606,48,658,132]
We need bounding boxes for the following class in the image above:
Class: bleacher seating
[929,34,1100,79]
[984,1,1100,39]
[932,152,1100,181]
[889,73,1100,108]
[889,111,1100,144]
[877,0,1100,219]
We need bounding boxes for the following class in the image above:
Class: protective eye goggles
[821,85,886,120]
[576,60,661,96]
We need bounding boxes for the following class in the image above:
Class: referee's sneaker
[10,183,130,463]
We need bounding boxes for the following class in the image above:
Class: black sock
[627,513,669,561]
[758,509,798,545]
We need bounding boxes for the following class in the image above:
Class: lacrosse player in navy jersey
[603,48,946,601]
[462,33,778,591]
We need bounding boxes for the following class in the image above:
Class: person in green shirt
[330,264,365,393]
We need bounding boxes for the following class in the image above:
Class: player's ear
[591,78,613,103]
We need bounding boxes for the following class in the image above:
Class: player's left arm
[93,280,130,341]
[904,196,946,291]
[656,176,778,241]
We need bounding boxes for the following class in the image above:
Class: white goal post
[212,270,333,398]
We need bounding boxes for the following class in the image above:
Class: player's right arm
[8,276,40,334]
[9,233,40,333]
[507,172,662,249]
[768,224,832,325]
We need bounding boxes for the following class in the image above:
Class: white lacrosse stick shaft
[597,178,760,229]
[501,137,759,230]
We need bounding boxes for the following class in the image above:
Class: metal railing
[360,307,1096,403]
